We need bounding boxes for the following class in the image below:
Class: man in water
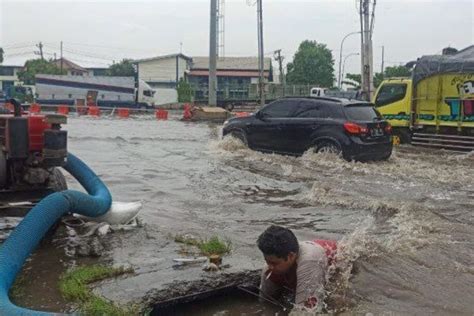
[257,225,337,311]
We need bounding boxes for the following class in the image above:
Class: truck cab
[1,86,35,104]
[373,78,412,142]
[138,80,156,108]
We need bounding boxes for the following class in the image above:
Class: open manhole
[151,285,287,315]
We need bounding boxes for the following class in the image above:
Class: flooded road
[2,115,473,314]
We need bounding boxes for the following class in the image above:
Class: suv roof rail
[282,96,344,103]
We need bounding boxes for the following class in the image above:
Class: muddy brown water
[1,115,473,315]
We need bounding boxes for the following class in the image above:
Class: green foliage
[59,265,137,315]
[174,234,232,256]
[343,73,361,88]
[106,59,135,77]
[383,65,411,78]
[177,78,193,103]
[17,59,66,85]
[373,72,385,89]
[345,65,412,89]
[286,40,335,87]
[0,47,4,64]
[199,236,232,256]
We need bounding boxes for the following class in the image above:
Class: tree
[286,40,335,87]
[344,65,412,90]
[0,47,4,64]
[383,65,411,78]
[342,73,361,89]
[177,78,193,103]
[106,59,135,76]
[17,59,65,85]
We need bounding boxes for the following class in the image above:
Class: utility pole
[274,49,285,96]
[257,0,265,107]
[381,45,384,75]
[209,0,218,106]
[36,42,44,60]
[359,0,375,100]
[60,41,63,73]
[216,0,225,57]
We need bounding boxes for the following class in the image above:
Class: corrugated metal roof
[189,69,270,77]
[52,58,88,72]
[132,53,193,63]
[191,56,271,71]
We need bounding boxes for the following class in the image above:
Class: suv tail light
[384,123,392,134]
[344,122,368,135]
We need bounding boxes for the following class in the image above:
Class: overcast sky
[0,0,472,76]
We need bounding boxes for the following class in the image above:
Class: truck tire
[393,128,411,144]
[49,168,68,192]
[0,151,6,189]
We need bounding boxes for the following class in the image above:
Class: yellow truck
[373,46,474,151]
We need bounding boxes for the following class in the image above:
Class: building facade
[133,54,192,105]
[0,65,23,92]
[134,54,273,104]
[187,56,273,102]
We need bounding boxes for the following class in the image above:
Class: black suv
[222,97,393,161]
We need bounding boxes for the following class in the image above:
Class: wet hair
[257,225,299,259]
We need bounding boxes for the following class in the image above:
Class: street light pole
[338,31,360,89]
[341,53,360,87]
[257,0,265,107]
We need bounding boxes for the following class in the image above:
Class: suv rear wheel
[315,140,342,156]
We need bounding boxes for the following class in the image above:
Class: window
[344,105,381,121]
[68,94,72,98]
[0,67,14,76]
[143,90,153,97]
[260,99,296,118]
[375,84,407,107]
[295,101,344,119]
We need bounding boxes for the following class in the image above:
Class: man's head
[257,225,299,275]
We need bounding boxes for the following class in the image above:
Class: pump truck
[0,99,68,208]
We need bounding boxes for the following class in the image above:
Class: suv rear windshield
[344,105,381,121]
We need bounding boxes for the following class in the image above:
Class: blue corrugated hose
[0,153,112,315]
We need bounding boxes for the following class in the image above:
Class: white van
[310,87,328,97]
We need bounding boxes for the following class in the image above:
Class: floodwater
[1,114,473,315]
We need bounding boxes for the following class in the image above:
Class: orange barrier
[30,103,41,113]
[88,106,100,116]
[234,112,250,117]
[117,108,130,118]
[155,109,168,120]
[57,105,69,115]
